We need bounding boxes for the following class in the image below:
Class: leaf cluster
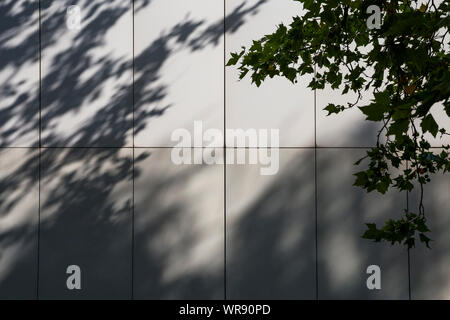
[228,0,450,248]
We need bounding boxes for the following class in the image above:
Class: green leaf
[421,114,439,137]
[354,156,368,166]
[353,171,369,188]
[226,49,245,66]
[362,223,382,242]
[387,119,410,138]
[419,233,432,248]
[324,103,344,115]
[359,103,388,121]
[359,92,391,121]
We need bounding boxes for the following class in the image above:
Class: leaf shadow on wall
[0,0,271,299]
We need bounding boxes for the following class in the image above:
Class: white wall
[0,0,448,299]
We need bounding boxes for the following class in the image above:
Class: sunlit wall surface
[0,0,449,300]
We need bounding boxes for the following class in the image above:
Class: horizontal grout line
[0,146,446,150]
[0,146,41,149]
[0,146,359,149]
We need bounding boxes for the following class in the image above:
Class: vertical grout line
[131,0,135,300]
[314,65,318,300]
[223,0,227,301]
[406,161,411,300]
[37,0,42,300]
[407,220,411,299]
